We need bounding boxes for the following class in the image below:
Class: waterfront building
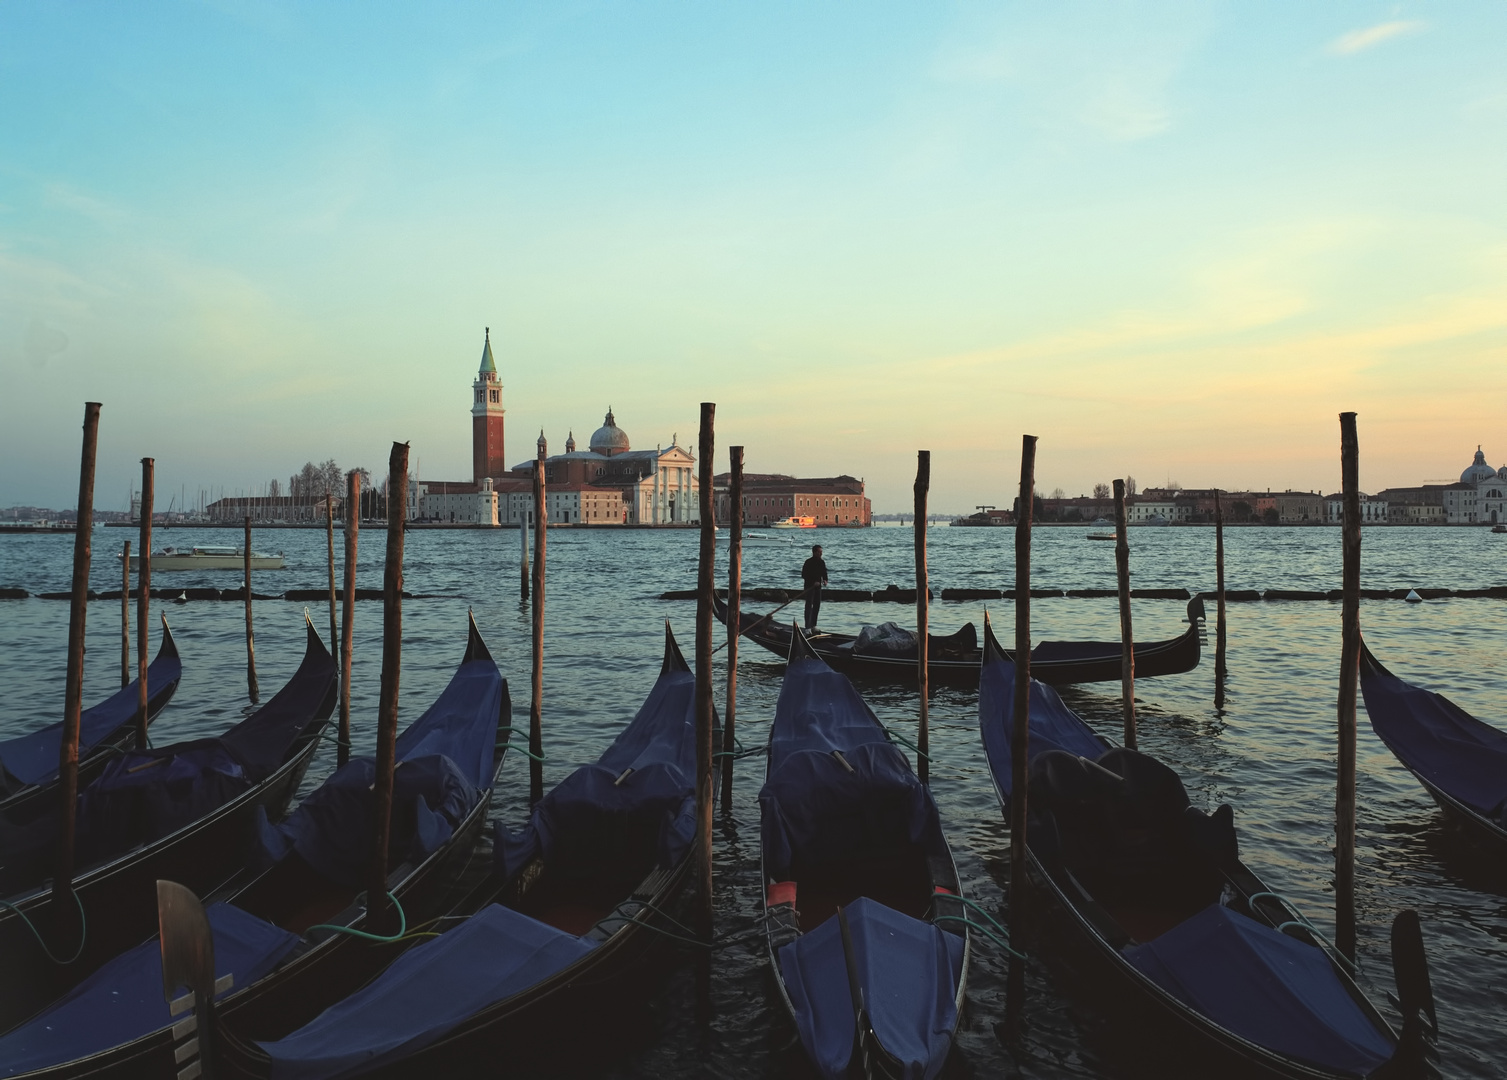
[1440,448,1507,525]
[1323,494,1389,524]
[1272,490,1324,524]
[712,473,871,526]
[509,413,701,525]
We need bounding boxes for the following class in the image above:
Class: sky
[2,1,1504,514]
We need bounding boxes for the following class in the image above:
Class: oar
[158,879,218,1079]
[836,905,874,1080]
[1388,908,1438,1071]
[712,587,812,654]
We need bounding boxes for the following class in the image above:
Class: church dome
[590,408,630,457]
[1461,447,1496,484]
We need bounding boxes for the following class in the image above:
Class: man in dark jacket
[801,544,829,631]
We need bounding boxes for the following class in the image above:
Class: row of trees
[264,462,377,502]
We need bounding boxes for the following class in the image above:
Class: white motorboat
[770,516,816,529]
[118,545,285,571]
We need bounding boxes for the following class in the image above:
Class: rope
[934,915,1026,960]
[306,892,407,943]
[884,727,931,762]
[712,588,813,655]
[1246,891,1355,971]
[0,891,87,965]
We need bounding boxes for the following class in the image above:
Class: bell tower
[472,328,506,484]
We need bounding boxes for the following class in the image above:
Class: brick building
[713,473,872,527]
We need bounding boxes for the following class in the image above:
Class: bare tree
[319,459,342,496]
[1050,487,1066,500]
[1092,482,1111,499]
[1124,476,1138,497]
[1166,479,1183,492]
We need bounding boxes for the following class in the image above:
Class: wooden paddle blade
[158,879,215,1006]
[1391,908,1437,1039]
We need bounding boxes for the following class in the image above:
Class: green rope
[934,915,1025,960]
[0,891,87,965]
[884,727,931,762]
[951,894,1011,943]
[1247,891,1354,971]
[307,892,407,943]
[506,745,547,763]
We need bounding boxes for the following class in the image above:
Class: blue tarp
[498,647,699,881]
[0,638,182,789]
[0,903,298,1076]
[978,649,1107,802]
[1362,657,1507,822]
[1126,904,1395,1075]
[779,896,965,1080]
[257,648,500,886]
[261,903,596,1080]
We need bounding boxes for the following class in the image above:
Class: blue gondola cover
[779,896,965,1080]
[0,642,182,790]
[0,903,298,1076]
[1362,660,1507,822]
[1125,904,1394,1074]
[979,649,1106,800]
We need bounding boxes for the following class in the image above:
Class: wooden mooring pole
[1008,434,1037,1023]
[326,493,338,659]
[519,515,529,601]
[55,402,101,926]
[370,441,409,934]
[1215,489,1228,699]
[530,435,547,806]
[721,445,744,802]
[137,458,153,745]
[1336,412,1362,963]
[694,402,717,1019]
[1113,478,1136,750]
[339,470,360,767]
[914,450,931,785]
[120,540,131,688]
[244,515,259,705]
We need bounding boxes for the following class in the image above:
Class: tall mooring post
[244,516,259,705]
[137,457,154,745]
[914,450,931,785]
[1008,434,1038,1023]
[1113,478,1136,750]
[721,445,744,801]
[339,470,360,767]
[694,402,717,1018]
[530,435,547,806]
[1215,489,1228,701]
[370,441,409,934]
[120,540,131,688]
[326,492,338,661]
[55,402,101,927]
[1336,412,1362,963]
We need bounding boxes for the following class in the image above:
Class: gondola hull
[716,593,1202,688]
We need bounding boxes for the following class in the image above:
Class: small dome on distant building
[537,429,547,452]
[1462,446,1496,484]
[590,408,631,457]
[566,431,576,453]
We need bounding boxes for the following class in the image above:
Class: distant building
[1440,447,1507,525]
[1272,490,1324,523]
[1322,494,1389,524]
[712,473,871,526]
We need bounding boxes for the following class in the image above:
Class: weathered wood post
[54,402,101,926]
[137,458,153,745]
[1113,478,1136,750]
[1336,412,1362,963]
[694,402,717,1018]
[721,445,744,801]
[1008,434,1037,1022]
[914,450,931,785]
[530,435,546,806]
[1215,489,1228,692]
[326,492,338,660]
[244,515,259,705]
[370,441,409,933]
[339,470,360,767]
[120,540,131,688]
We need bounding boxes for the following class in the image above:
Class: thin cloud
[1329,20,1427,55]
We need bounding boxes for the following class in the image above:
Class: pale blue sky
[2,2,1504,512]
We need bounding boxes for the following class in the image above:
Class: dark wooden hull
[716,594,1202,688]
[0,718,328,1032]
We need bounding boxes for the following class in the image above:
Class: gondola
[1,614,182,817]
[0,614,337,1032]
[715,591,1203,688]
[211,621,705,1079]
[0,613,509,1078]
[978,616,1438,1078]
[761,624,969,1080]
[1360,642,1507,856]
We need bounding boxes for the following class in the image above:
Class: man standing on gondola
[801,544,829,632]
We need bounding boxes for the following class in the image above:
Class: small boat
[0,615,509,1079]
[1361,642,1507,855]
[771,516,817,529]
[761,625,968,1079]
[978,617,1437,1078]
[0,616,336,1031]
[1492,524,1506,534]
[1,615,182,815]
[213,622,705,1078]
[119,546,285,571]
[714,592,1203,688]
[1086,533,1116,541]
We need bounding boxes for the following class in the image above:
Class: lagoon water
[2,523,1505,1077]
